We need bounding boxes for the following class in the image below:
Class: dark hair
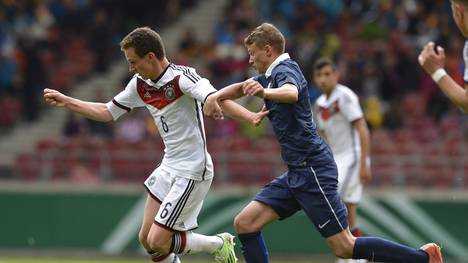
[244,23,285,53]
[120,27,165,60]
[313,58,336,72]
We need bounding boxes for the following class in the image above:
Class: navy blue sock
[237,232,269,263]
[353,237,429,262]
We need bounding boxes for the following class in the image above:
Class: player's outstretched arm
[418,41,468,113]
[203,82,248,120]
[219,100,269,126]
[437,77,468,113]
[43,88,113,122]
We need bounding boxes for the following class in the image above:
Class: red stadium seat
[14,153,40,181]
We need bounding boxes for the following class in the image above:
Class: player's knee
[234,213,258,233]
[138,230,150,250]
[146,232,170,254]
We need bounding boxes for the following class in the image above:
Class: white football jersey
[315,84,363,157]
[106,63,216,181]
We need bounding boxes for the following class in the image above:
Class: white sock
[181,231,223,254]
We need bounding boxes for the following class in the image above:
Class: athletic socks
[178,231,223,254]
[353,237,429,262]
[147,231,223,261]
[238,231,270,263]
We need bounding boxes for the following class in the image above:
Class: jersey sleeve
[340,91,364,122]
[273,65,301,91]
[106,76,145,120]
[463,41,468,83]
[178,67,217,102]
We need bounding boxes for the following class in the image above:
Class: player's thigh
[235,200,280,233]
[155,174,212,231]
[140,194,161,242]
[291,164,348,238]
[252,173,301,221]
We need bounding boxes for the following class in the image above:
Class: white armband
[431,68,447,83]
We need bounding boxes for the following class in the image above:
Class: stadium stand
[1,0,467,188]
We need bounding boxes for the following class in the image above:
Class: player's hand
[359,164,372,186]
[43,88,67,107]
[418,41,446,75]
[250,105,269,126]
[203,93,224,120]
[242,79,265,98]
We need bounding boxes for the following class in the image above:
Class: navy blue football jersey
[255,57,333,167]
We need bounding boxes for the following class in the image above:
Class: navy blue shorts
[255,160,348,238]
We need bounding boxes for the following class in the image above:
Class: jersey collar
[265,53,290,78]
[324,84,341,104]
[138,63,171,89]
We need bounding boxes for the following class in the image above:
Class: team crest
[148,176,156,186]
[165,85,175,100]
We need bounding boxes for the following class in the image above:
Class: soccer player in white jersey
[43,26,266,263]
[418,0,468,113]
[313,58,371,263]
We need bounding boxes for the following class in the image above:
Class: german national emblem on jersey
[165,85,175,100]
[136,76,183,109]
[148,176,156,186]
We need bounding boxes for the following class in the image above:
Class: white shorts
[143,166,213,231]
[335,153,362,204]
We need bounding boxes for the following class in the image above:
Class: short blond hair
[244,23,285,54]
[452,0,468,7]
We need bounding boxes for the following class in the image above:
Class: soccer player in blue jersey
[204,23,443,263]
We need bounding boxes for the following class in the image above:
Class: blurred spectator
[63,113,88,138]
[114,111,146,144]
[69,156,99,185]
[6,0,468,187]
[0,0,197,129]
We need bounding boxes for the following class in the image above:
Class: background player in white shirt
[313,58,371,263]
[43,26,264,263]
[418,0,468,113]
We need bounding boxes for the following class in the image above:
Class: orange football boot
[420,243,443,263]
